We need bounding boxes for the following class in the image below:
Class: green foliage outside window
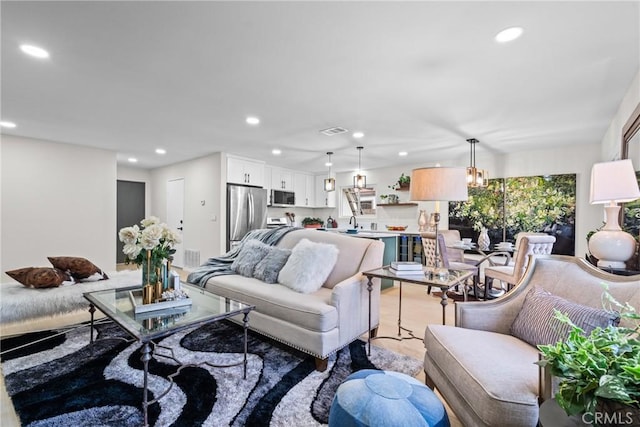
[449,174,576,254]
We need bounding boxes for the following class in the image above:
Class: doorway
[167,178,185,267]
[116,180,145,264]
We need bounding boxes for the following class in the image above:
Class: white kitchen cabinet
[294,172,315,207]
[263,165,272,194]
[271,167,294,191]
[227,155,265,186]
[314,174,337,208]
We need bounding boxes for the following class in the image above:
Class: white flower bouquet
[118,216,182,267]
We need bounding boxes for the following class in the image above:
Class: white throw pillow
[278,238,339,293]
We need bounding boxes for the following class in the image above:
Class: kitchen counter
[324,228,409,237]
[321,228,399,288]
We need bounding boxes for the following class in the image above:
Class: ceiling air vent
[320,126,348,136]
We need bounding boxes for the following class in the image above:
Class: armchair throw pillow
[510,286,620,347]
[278,238,339,293]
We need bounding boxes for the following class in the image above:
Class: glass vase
[478,227,491,251]
[141,250,163,302]
[418,210,428,232]
[142,256,161,285]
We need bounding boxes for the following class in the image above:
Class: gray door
[117,180,145,264]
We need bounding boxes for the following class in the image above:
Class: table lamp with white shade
[410,166,469,276]
[589,158,640,269]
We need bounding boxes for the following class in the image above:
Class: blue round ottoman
[328,369,450,427]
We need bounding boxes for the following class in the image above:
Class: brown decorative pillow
[6,267,73,288]
[47,256,109,281]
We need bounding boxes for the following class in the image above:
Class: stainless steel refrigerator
[227,184,268,251]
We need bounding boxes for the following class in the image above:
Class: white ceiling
[2,1,639,173]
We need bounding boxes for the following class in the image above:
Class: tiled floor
[0,271,463,426]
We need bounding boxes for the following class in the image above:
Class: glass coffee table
[84,283,255,427]
[362,266,473,354]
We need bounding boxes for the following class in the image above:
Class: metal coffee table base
[88,305,251,427]
[140,312,250,426]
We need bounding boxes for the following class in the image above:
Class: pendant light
[466,138,488,187]
[324,151,335,192]
[353,146,367,189]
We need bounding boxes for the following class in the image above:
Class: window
[340,186,377,218]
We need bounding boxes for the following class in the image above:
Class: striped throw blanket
[186,226,300,287]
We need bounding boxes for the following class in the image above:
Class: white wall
[601,70,640,161]
[150,153,225,262]
[1,135,117,278]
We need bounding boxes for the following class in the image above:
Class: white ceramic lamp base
[588,205,636,269]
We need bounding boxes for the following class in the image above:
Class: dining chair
[421,232,479,300]
[507,232,550,265]
[483,234,556,299]
[421,230,511,299]
[439,229,478,267]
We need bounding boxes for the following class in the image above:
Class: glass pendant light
[466,138,488,187]
[324,151,335,192]
[353,146,367,189]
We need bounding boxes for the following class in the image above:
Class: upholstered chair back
[421,232,456,268]
[513,235,556,276]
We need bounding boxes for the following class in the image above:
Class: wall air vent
[320,127,348,136]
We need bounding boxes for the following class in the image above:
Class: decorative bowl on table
[385,225,408,231]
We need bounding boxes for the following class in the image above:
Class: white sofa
[202,229,384,371]
[423,255,640,426]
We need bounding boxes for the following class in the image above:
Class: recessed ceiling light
[398,151,408,156]
[272,149,281,155]
[0,121,17,128]
[246,116,260,125]
[325,161,333,167]
[495,27,523,43]
[20,44,50,58]
[127,157,138,163]
[155,148,166,155]
[353,132,365,139]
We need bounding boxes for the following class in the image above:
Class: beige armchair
[423,255,640,426]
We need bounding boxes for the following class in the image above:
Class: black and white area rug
[1,321,423,426]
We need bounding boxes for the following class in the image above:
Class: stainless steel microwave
[271,189,295,206]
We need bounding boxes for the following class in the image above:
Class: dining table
[446,241,515,299]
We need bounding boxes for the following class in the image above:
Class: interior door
[167,178,185,267]
[116,180,145,264]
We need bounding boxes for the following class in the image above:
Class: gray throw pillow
[510,286,620,347]
[253,246,292,284]
[231,240,271,277]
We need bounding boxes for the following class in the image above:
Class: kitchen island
[325,229,402,289]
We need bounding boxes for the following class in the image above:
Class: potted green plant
[537,291,640,423]
[301,217,324,228]
[389,173,411,190]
